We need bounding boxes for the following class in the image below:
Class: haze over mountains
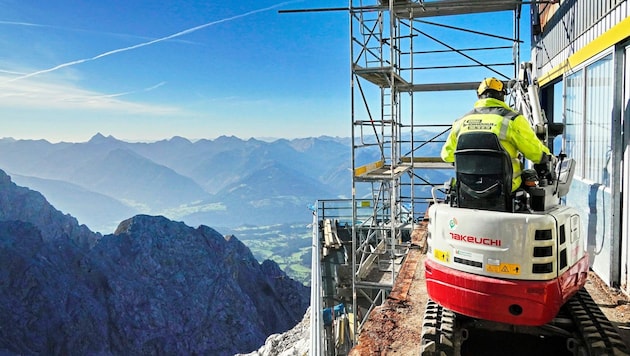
[0,133,354,233]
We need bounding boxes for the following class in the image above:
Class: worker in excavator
[440,77,551,192]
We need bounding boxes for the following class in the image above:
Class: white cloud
[0,75,179,115]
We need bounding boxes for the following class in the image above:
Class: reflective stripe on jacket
[440,98,551,191]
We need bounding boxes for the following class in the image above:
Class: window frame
[562,49,614,187]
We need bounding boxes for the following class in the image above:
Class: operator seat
[453,131,514,212]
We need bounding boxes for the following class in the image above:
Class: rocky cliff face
[0,170,309,355]
[0,169,100,248]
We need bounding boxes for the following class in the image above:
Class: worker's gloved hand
[550,155,558,168]
[534,154,555,183]
[539,153,549,165]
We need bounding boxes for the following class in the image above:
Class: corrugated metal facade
[535,0,628,81]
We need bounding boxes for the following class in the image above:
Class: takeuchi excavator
[421,63,630,356]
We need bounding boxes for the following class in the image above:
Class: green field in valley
[220,222,313,285]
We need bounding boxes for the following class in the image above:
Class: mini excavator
[421,63,629,356]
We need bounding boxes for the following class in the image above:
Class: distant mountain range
[0,133,449,234]
[0,134,356,233]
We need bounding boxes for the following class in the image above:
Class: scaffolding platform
[392,0,522,18]
[400,156,454,169]
[353,65,410,88]
[404,81,480,92]
[354,163,411,180]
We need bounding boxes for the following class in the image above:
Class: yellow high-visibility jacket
[441,98,551,191]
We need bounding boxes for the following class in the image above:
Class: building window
[585,55,613,185]
[565,70,584,176]
[564,53,613,186]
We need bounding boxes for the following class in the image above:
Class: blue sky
[1,0,529,143]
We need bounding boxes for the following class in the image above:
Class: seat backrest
[454,131,513,212]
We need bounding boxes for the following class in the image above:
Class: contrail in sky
[0,20,198,45]
[87,82,167,99]
[0,69,25,75]
[3,1,302,84]
[0,20,45,27]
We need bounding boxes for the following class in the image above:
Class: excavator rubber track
[420,288,630,356]
[420,299,464,356]
[566,288,630,356]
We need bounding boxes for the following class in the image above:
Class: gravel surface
[350,227,428,356]
[583,271,630,349]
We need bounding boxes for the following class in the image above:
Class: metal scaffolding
[310,1,524,354]
[349,0,523,340]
